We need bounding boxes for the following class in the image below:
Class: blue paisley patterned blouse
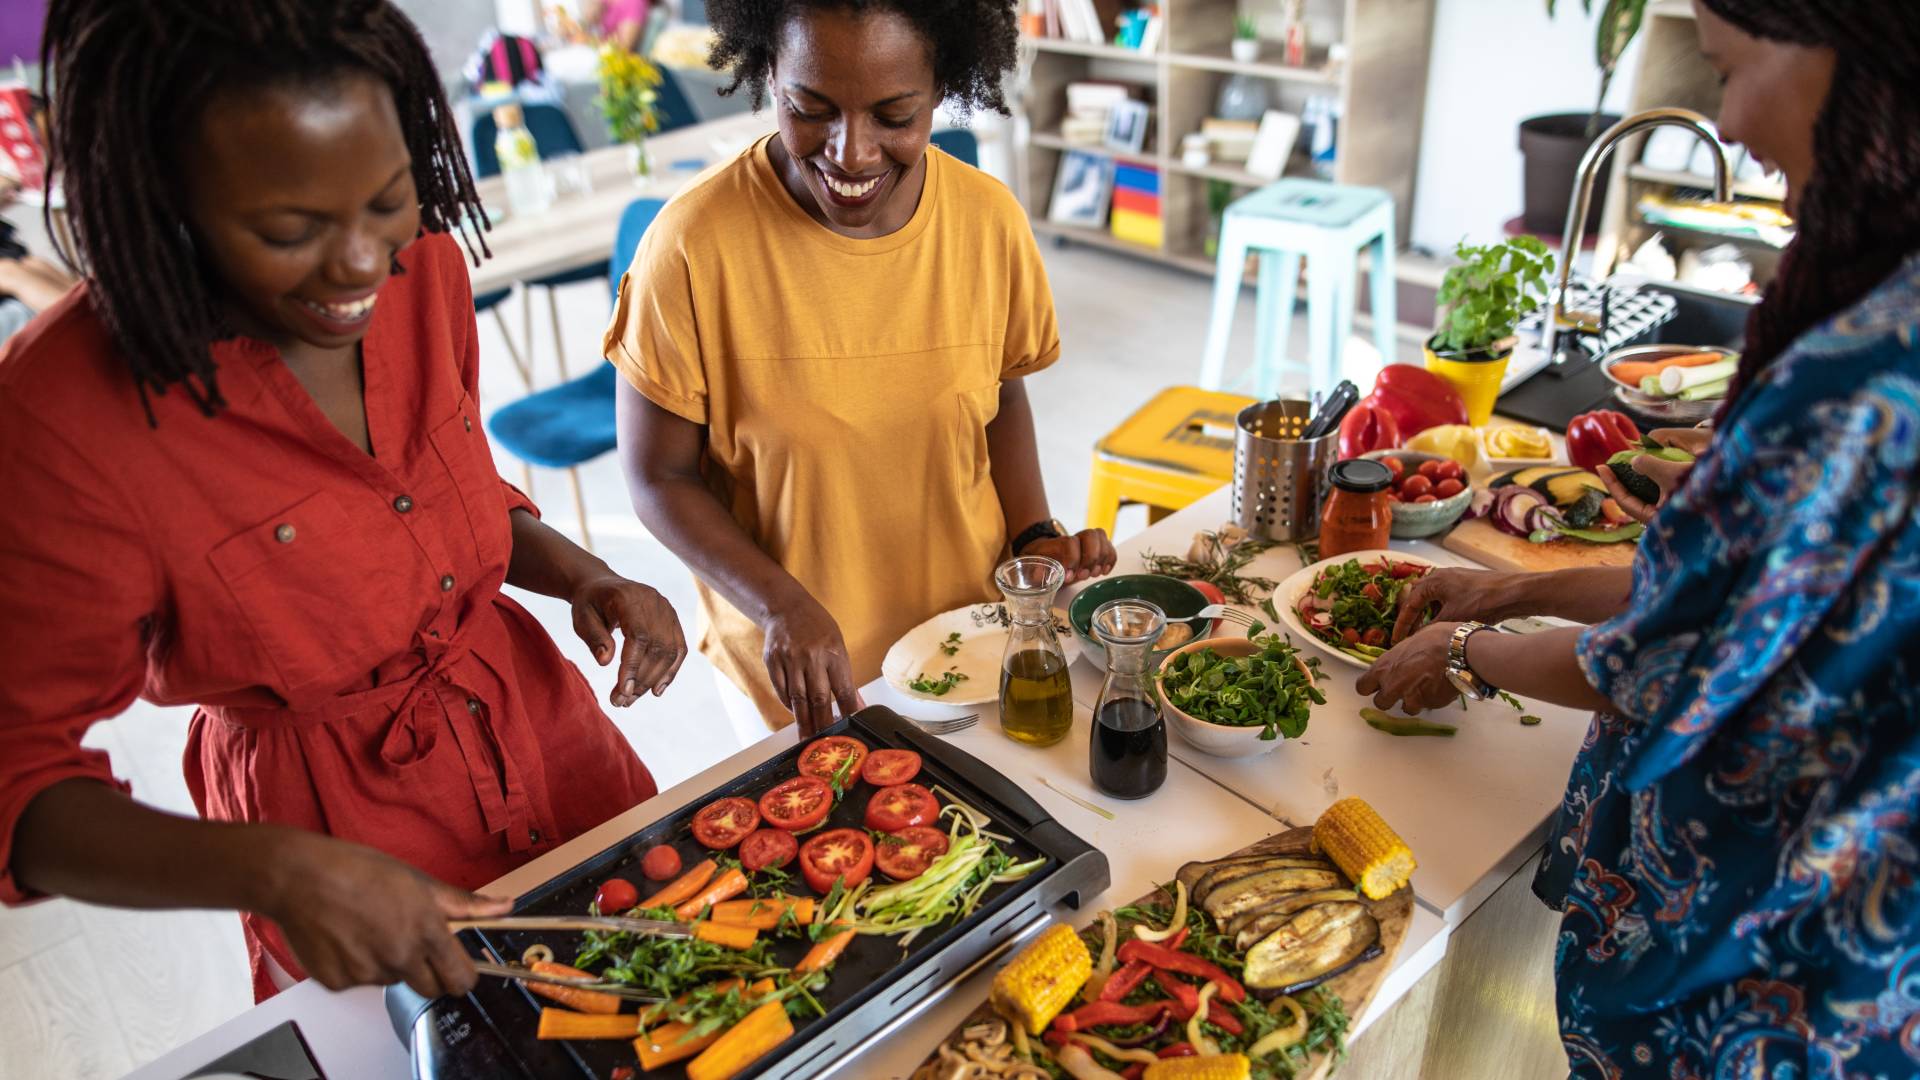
[1537,256,1920,1080]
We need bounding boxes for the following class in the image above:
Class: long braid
[40,0,491,421]
[1697,1,1920,402]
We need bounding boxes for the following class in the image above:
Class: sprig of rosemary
[1140,530,1277,605]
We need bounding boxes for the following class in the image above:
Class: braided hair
[41,0,489,420]
[1697,0,1920,400]
[706,0,1020,118]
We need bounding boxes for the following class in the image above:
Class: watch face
[1445,667,1480,699]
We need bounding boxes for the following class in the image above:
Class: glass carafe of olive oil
[994,556,1074,746]
[1088,599,1168,799]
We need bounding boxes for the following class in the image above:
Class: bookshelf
[1015,0,1437,276]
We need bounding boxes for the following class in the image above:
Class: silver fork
[908,712,980,735]
[1169,604,1260,626]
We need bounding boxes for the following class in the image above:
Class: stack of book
[1040,0,1125,45]
[1110,163,1163,248]
[1062,81,1130,146]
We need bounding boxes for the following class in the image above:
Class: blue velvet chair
[487,198,666,552]
[930,128,980,168]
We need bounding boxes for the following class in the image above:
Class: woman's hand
[763,595,864,736]
[1023,529,1117,585]
[1390,569,1520,644]
[261,831,513,997]
[1597,427,1712,524]
[1356,622,1462,714]
[571,575,687,707]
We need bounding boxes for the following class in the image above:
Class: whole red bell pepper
[1115,940,1247,1003]
[1336,401,1401,460]
[1363,364,1468,437]
[1051,999,1168,1033]
[1565,410,1642,472]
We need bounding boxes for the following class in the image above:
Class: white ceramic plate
[881,604,1081,706]
[1274,549,1442,670]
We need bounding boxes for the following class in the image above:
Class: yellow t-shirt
[604,136,1061,726]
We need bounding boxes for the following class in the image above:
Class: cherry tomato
[639,844,682,882]
[1417,460,1444,479]
[1433,478,1465,499]
[691,797,760,850]
[612,1067,637,1080]
[1361,582,1384,603]
[1185,579,1228,608]
[1398,475,1433,499]
[1436,460,1466,482]
[798,736,869,784]
[1362,627,1387,647]
[594,878,639,914]
[875,826,951,882]
[1387,561,1425,579]
[799,828,874,894]
[864,783,939,833]
[1340,628,1361,645]
[758,776,833,832]
[861,749,923,787]
[1381,456,1406,476]
[739,828,799,872]
[1415,494,1438,504]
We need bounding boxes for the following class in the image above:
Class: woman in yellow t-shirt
[606,0,1115,736]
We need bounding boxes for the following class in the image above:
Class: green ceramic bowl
[1067,574,1218,667]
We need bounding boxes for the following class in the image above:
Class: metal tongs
[454,915,690,1003]
[470,959,666,1003]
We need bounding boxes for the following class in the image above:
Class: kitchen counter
[121,485,1583,1080]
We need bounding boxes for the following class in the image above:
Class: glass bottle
[492,103,550,219]
[1088,600,1169,800]
[994,556,1074,747]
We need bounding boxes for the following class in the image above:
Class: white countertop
[124,484,1584,1079]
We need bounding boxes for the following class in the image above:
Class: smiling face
[1692,2,1836,217]
[180,70,420,353]
[768,7,937,238]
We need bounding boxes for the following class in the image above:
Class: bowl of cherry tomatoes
[1362,450,1474,539]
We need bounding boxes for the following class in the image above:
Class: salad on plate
[1293,557,1431,663]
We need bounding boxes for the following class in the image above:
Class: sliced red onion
[1104,1013,1172,1048]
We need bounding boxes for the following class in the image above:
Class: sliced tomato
[799,828,874,894]
[739,828,799,872]
[759,776,832,832]
[797,736,869,785]
[864,783,939,833]
[1387,561,1425,579]
[1184,579,1227,608]
[875,826,951,881]
[594,878,639,913]
[639,844,682,882]
[861,749,923,787]
[690,797,760,850]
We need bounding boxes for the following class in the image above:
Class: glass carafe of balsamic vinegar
[994,556,1075,746]
[1088,599,1169,799]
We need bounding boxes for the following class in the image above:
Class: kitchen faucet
[1541,107,1736,363]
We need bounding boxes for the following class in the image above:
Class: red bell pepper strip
[1565,410,1642,472]
[1364,366,1468,437]
[1159,981,1245,1034]
[1158,1042,1198,1059]
[1099,960,1153,1002]
[1115,940,1247,1003]
[1051,1000,1168,1033]
[1122,1066,1147,1080]
[1337,401,1401,460]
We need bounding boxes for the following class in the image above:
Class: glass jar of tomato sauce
[1319,459,1394,557]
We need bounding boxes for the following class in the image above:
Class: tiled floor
[0,240,1417,1079]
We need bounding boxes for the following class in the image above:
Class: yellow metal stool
[1086,387,1258,534]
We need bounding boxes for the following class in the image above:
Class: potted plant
[1425,236,1556,426]
[1231,14,1260,62]
[596,44,664,179]
[1519,0,1648,235]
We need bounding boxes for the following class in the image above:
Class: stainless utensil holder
[1232,400,1336,542]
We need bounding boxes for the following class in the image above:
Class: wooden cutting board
[1441,517,1638,573]
[909,827,1411,1080]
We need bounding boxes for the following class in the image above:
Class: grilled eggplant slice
[1243,903,1383,996]
[1187,857,1336,906]
[1226,888,1364,951]
[1201,867,1346,922]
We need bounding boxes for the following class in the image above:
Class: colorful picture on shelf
[1048,150,1116,228]
[1103,99,1150,155]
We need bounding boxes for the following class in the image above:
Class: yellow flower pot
[1424,340,1512,428]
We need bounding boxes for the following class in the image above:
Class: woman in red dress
[0,1,685,1001]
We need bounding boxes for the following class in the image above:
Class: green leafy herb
[639,970,830,1037]
[572,925,776,998]
[1295,557,1425,661]
[908,667,970,696]
[1141,530,1277,605]
[1431,236,1555,357]
[1496,690,1525,711]
[1158,634,1325,741]
[939,632,963,657]
[746,862,795,899]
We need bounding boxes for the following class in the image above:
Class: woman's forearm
[1465,626,1613,712]
[505,508,612,600]
[986,378,1051,537]
[1492,566,1635,625]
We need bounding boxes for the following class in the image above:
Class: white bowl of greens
[1157,634,1325,757]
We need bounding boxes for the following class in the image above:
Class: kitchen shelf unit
[1015,0,1436,276]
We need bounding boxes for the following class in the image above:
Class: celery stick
[1677,376,1733,402]
[1640,375,1666,397]
[1658,358,1741,394]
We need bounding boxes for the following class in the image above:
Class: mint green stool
[1198,179,1397,400]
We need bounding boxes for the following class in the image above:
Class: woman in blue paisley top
[1359,1,1920,1075]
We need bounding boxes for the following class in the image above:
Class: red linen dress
[0,232,656,999]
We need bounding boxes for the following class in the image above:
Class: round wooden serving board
[911,826,1411,1080]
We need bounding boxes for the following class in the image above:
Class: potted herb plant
[596,44,664,180]
[1519,0,1648,235]
[1425,236,1556,426]
[1231,15,1260,62]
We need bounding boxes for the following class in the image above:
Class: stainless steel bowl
[1600,344,1737,424]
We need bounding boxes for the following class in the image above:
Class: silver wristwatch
[1445,621,1497,701]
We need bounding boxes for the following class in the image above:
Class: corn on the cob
[1143,1052,1252,1079]
[1313,796,1415,900]
[989,923,1091,1035]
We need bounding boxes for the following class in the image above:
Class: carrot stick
[685,999,795,1080]
[674,867,750,919]
[641,859,718,910]
[1609,352,1726,385]
[706,897,814,930]
[523,961,622,1015]
[692,921,760,950]
[538,1009,642,1040]
[794,922,855,974]
[634,978,775,1071]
